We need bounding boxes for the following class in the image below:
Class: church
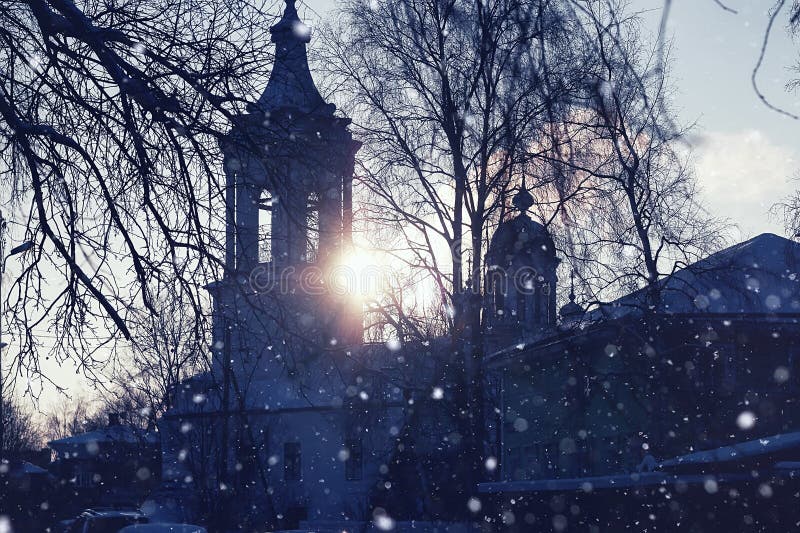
[157,1,800,531]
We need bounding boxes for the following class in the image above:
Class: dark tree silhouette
[0,0,278,390]
[0,394,42,460]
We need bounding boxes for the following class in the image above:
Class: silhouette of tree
[0,395,42,460]
[0,0,278,387]
[322,0,588,505]
[112,285,208,417]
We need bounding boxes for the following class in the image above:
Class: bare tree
[525,3,729,457]
[109,285,208,417]
[44,396,91,441]
[0,0,281,392]
[321,0,587,500]
[0,395,43,460]
[539,4,727,308]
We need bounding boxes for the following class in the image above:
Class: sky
[636,0,800,239]
[7,0,800,414]
[300,0,800,239]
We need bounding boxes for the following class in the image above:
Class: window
[284,442,301,481]
[345,438,363,481]
[487,268,505,317]
[539,283,550,324]
[284,506,308,530]
[494,283,506,317]
[576,438,592,476]
[305,193,319,262]
[522,445,537,479]
[75,469,95,488]
[544,442,559,476]
[534,444,556,478]
[258,190,272,263]
[506,447,523,480]
[260,428,270,460]
[516,291,527,322]
[715,343,737,392]
[516,270,535,322]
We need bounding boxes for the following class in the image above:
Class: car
[63,509,148,533]
[117,525,207,533]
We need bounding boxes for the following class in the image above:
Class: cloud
[692,129,797,237]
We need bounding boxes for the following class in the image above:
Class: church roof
[486,214,555,266]
[486,188,557,267]
[589,233,800,320]
[559,271,585,320]
[559,299,584,320]
[47,425,157,449]
[254,0,330,114]
[659,430,800,473]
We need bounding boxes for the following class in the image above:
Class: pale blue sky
[638,0,800,238]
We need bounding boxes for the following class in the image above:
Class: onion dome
[486,189,556,269]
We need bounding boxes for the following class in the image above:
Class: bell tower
[221,0,359,274]
[214,0,362,360]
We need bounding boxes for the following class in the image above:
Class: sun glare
[333,248,390,297]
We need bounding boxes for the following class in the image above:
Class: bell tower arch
[220,0,359,275]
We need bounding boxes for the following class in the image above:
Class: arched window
[517,270,535,322]
[258,190,272,263]
[538,282,550,324]
[493,277,506,317]
[305,192,319,262]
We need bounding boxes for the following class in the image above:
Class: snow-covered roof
[4,461,52,478]
[659,431,800,471]
[478,471,752,494]
[588,233,800,320]
[485,233,800,364]
[479,431,800,494]
[49,425,157,449]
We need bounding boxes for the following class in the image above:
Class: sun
[331,247,390,298]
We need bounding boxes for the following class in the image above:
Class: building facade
[160,2,450,529]
[486,232,800,482]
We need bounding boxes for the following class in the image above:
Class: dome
[253,0,331,114]
[483,188,561,340]
[559,299,584,320]
[486,214,555,268]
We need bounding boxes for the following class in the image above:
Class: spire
[569,269,576,303]
[254,0,329,113]
[269,0,307,42]
[560,269,584,322]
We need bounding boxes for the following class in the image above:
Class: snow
[586,233,800,320]
[659,431,800,470]
[479,471,710,493]
[48,425,157,447]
